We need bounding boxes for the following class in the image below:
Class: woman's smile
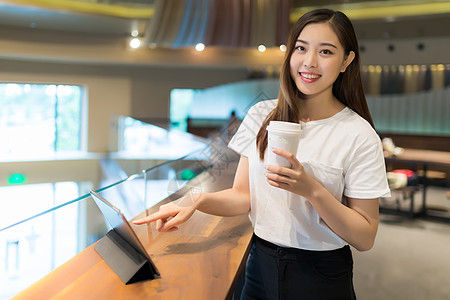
[299,71,321,83]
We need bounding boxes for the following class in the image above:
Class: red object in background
[392,169,416,178]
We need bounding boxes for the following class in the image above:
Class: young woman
[134,9,390,299]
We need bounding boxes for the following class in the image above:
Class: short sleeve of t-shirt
[344,138,391,199]
[228,100,275,157]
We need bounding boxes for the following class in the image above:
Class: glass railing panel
[105,116,210,183]
[115,116,209,160]
[141,148,212,210]
[0,181,93,235]
[0,194,109,300]
[92,145,213,224]
[134,138,240,239]
[94,173,148,222]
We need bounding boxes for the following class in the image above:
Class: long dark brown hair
[256,9,374,160]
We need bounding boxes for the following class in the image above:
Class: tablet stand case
[94,229,159,284]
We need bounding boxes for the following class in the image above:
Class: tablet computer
[90,190,160,278]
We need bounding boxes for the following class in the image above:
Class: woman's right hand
[133,195,199,232]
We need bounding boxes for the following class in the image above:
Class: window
[0,83,84,158]
[169,89,195,132]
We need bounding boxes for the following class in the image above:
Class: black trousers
[240,235,357,300]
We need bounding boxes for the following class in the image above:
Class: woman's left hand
[264,149,322,198]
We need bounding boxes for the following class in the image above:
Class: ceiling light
[195,43,205,52]
[131,30,139,37]
[279,44,287,52]
[130,38,141,49]
[258,45,266,52]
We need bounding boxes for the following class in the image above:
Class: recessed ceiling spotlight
[195,43,205,52]
[279,44,287,52]
[131,30,139,37]
[258,45,266,52]
[130,38,141,49]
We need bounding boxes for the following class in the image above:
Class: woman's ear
[341,51,355,72]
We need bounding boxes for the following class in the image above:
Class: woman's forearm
[194,188,251,217]
[308,184,379,251]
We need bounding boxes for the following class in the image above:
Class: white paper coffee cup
[266,121,302,167]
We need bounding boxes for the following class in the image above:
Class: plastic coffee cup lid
[267,121,302,133]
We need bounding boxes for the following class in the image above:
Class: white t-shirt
[228,99,390,250]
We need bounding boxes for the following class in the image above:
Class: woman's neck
[298,94,345,122]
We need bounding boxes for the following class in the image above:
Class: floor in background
[354,186,450,300]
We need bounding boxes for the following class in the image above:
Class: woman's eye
[320,49,332,54]
[296,46,305,51]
